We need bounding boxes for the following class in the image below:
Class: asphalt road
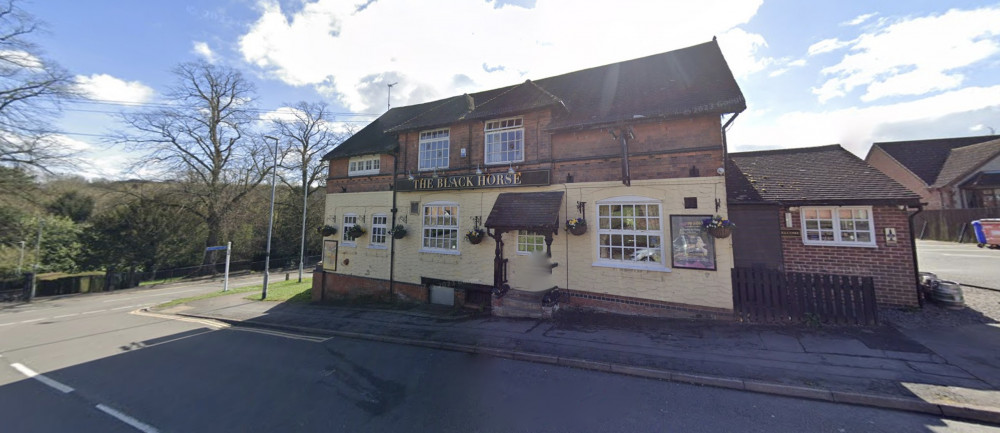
[916,240,1000,290]
[1,279,998,432]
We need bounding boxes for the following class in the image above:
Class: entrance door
[730,205,783,269]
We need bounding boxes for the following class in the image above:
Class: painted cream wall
[323,175,734,310]
[561,177,733,310]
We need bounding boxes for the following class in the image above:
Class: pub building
[314,38,746,319]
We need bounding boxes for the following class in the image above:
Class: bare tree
[0,0,79,171]
[271,101,350,281]
[117,61,269,266]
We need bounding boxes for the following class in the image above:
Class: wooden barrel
[932,280,965,310]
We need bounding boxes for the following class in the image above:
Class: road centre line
[19,318,45,324]
[81,309,108,315]
[96,404,160,433]
[10,363,75,394]
[53,313,80,318]
[111,304,148,311]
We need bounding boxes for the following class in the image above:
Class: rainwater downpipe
[907,203,925,307]
[389,145,400,298]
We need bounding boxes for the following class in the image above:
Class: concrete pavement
[161,292,1000,425]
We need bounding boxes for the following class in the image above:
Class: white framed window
[484,117,524,165]
[801,206,876,247]
[421,202,459,254]
[516,230,546,255]
[595,197,667,270]
[370,214,388,248]
[342,214,358,246]
[348,155,380,176]
[418,129,450,171]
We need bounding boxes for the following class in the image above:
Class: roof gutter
[721,111,740,169]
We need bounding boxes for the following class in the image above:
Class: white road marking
[54,313,80,318]
[19,318,44,324]
[0,322,14,327]
[130,309,229,329]
[96,404,160,433]
[230,327,329,342]
[942,253,996,258]
[10,363,75,394]
[111,304,148,311]
[81,309,108,315]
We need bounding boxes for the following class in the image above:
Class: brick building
[314,39,746,318]
[865,135,1000,209]
[727,145,923,307]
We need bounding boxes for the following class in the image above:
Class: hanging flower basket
[389,224,407,239]
[317,225,337,237]
[566,218,587,236]
[707,226,733,238]
[702,215,735,239]
[346,224,366,240]
[466,228,485,244]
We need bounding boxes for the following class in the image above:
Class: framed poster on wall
[669,215,716,270]
[323,240,338,272]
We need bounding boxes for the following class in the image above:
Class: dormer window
[418,129,450,171]
[348,155,380,176]
[484,117,524,165]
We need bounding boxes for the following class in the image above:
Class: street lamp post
[17,241,25,275]
[262,135,280,300]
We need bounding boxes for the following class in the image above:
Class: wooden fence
[732,267,878,326]
[913,207,1000,242]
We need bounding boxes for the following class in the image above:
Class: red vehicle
[972,219,1000,249]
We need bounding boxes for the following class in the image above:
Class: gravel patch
[881,286,1000,329]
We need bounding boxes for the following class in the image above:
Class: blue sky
[27,0,1000,178]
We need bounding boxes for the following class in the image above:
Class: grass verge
[243,278,312,302]
[156,285,259,309]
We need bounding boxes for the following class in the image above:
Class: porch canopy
[485,191,564,234]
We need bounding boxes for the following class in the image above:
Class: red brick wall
[311,271,427,302]
[561,289,733,320]
[325,110,724,193]
[780,205,918,307]
[866,148,939,209]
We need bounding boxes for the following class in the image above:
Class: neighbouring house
[865,135,1000,209]
[314,39,746,319]
[727,145,922,308]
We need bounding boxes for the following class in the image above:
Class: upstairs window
[484,117,524,165]
[348,155,380,176]
[801,206,876,247]
[418,129,450,171]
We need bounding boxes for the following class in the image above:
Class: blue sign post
[205,242,232,291]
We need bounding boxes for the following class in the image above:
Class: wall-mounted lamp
[476,164,483,175]
[432,168,439,178]
[507,163,515,174]
[407,170,414,181]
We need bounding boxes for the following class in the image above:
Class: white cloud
[731,85,1000,156]
[51,134,93,152]
[787,59,806,67]
[239,0,764,112]
[813,6,1000,103]
[0,49,43,69]
[842,12,877,26]
[807,38,851,56]
[192,41,216,63]
[75,74,155,104]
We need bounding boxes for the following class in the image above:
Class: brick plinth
[561,289,734,320]
[311,271,426,303]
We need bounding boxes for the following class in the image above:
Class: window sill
[802,241,877,248]
[419,248,461,255]
[348,171,380,177]
[592,261,672,273]
[342,242,357,247]
[484,160,525,166]
[368,244,388,250]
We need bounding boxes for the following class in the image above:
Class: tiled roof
[324,39,744,160]
[868,135,1000,185]
[728,145,920,205]
[485,191,565,233]
[930,138,1000,188]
